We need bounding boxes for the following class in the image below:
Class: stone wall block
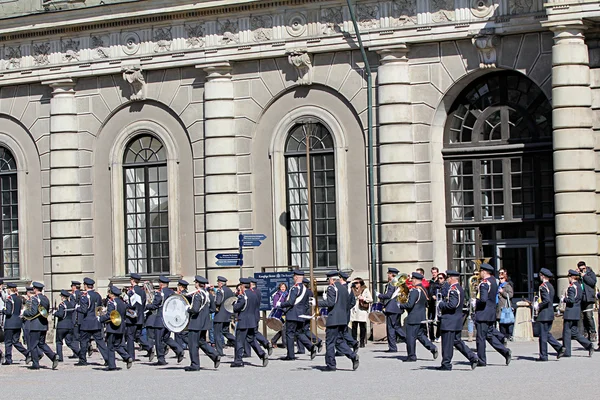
[555,192,596,213]
[555,214,597,234]
[515,33,541,72]
[205,193,238,213]
[553,128,596,150]
[50,238,82,256]
[379,143,414,164]
[50,186,81,203]
[205,231,241,250]
[51,222,82,238]
[205,100,234,119]
[552,65,590,87]
[378,84,410,105]
[205,213,240,231]
[553,149,595,171]
[440,42,467,82]
[380,204,418,223]
[204,156,237,175]
[554,170,596,191]
[380,184,417,203]
[205,137,236,156]
[50,150,79,168]
[552,87,592,108]
[378,65,410,85]
[204,119,233,138]
[553,108,593,129]
[379,104,411,125]
[380,242,418,263]
[552,44,589,67]
[50,114,78,132]
[555,235,598,256]
[379,164,415,183]
[50,203,81,221]
[379,124,413,144]
[205,175,237,194]
[50,169,79,186]
[203,79,234,101]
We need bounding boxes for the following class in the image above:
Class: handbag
[499,293,515,324]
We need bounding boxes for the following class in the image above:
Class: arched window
[444,72,555,298]
[123,135,169,274]
[0,147,18,278]
[285,121,337,270]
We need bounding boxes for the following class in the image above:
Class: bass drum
[316,307,328,331]
[162,294,190,333]
[266,308,284,331]
[368,302,386,325]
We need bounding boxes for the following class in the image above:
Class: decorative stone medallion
[122,32,141,55]
[286,13,307,37]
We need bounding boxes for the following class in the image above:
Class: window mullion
[0,177,4,278]
[473,160,482,222]
[503,158,513,221]
[144,166,151,274]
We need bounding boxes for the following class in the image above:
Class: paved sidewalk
[0,340,596,398]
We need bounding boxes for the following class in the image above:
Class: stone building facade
[0,0,598,299]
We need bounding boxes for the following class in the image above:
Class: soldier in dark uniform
[75,277,109,366]
[338,271,359,354]
[100,286,133,370]
[562,269,594,357]
[69,280,82,359]
[301,277,322,352]
[246,277,273,356]
[2,282,29,365]
[377,267,406,352]
[213,276,235,357]
[125,273,152,361]
[231,278,268,368]
[322,271,359,371]
[23,282,58,370]
[398,272,438,362]
[146,275,184,365]
[175,279,190,351]
[54,289,79,362]
[278,270,317,361]
[577,261,597,342]
[22,285,34,362]
[185,275,220,371]
[437,270,479,371]
[472,263,511,366]
[536,268,565,361]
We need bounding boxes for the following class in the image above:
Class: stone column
[44,78,83,294]
[377,45,422,276]
[202,63,239,278]
[550,24,598,292]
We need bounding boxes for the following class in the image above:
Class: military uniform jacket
[535,282,554,322]
[343,283,356,324]
[78,291,103,331]
[378,283,403,315]
[233,292,256,329]
[23,294,50,332]
[54,299,75,329]
[563,283,582,321]
[100,297,126,334]
[3,293,23,329]
[146,287,175,329]
[279,282,309,322]
[439,283,465,331]
[305,288,315,316]
[321,281,347,327]
[251,288,262,324]
[581,268,597,303]
[474,277,497,322]
[70,290,81,326]
[126,285,146,326]
[214,286,234,323]
[399,284,429,325]
[188,290,211,331]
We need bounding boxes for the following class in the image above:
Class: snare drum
[316,307,328,330]
[368,302,386,325]
[266,308,285,331]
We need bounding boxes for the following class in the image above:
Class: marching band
[0,262,597,372]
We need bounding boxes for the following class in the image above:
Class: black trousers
[188,330,218,370]
[213,322,235,357]
[125,324,151,360]
[271,322,287,347]
[325,325,356,369]
[440,330,478,370]
[29,330,56,368]
[56,328,80,361]
[175,330,189,350]
[405,324,436,360]
[538,321,561,359]
[427,305,440,340]
[106,332,131,369]
[155,327,183,363]
[475,321,509,365]
[351,321,367,345]
[234,327,265,365]
[22,327,31,352]
[563,319,592,357]
[385,312,406,351]
[79,329,108,363]
[285,320,314,358]
[3,328,29,363]
[581,302,596,337]
[245,325,269,355]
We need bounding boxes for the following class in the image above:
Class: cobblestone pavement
[0,339,596,398]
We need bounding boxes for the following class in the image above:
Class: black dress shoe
[436,366,452,371]
[535,357,548,362]
[317,342,323,353]
[471,360,478,370]
[106,367,118,371]
[52,356,59,370]
[557,346,566,359]
[403,358,417,362]
[126,358,133,369]
[432,349,439,360]
[148,349,155,363]
[214,356,221,369]
[262,355,269,367]
[74,362,88,366]
[280,356,296,361]
[588,345,595,357]
[68,355,78,359]
[230,363,244,368]
[353,343,359,353]
[310,346,317,361]
[25,355,32,364]
[184,366,200,371]
[385,350,397,353]
[154,361,167,366]
[295,351,305,355]
[2,361,12,365]
[103,361,108,367]
[352,355,359,371]
[177,352,184,363]
[505,349,512,366]
[28,366,40,370]
[477,362,487,367]
[323,366,337,371]
[267,342,273,356]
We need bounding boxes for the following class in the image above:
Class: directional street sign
[240,240,262,247]
[241,234,267,241]
[216,259,240,267]
[216,253,242,260]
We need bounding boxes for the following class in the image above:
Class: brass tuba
[391,273,410,304]
[143,281,155,304]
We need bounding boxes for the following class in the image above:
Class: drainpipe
[346,0,377,297]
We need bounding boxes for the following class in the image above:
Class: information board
[254,271,294,311]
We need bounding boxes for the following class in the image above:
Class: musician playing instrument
[125,273,152,361]
[22,285,34,358]
[69,280,82,360]
[2,282,29,365]
[472,263,511,366]
[277,270,317,361]
[100,286,133,370]
[54,289,80,362]
[246,277,273,356]
[230,278,268,368]
[213,276,236,357]
[269,282,288,349]
[146,275,184,366]
[321,271,359,371]
[23,282,58,370]
[377,267,407,352]
[339,272,359,353]
[562,269,594,357]
[185,275,220,371]
[75,277,109,366]
[175,279,190,351]
[437,270,479,371]
[302,278,323,351]
[536,268,565,361]
[398,272,438,362]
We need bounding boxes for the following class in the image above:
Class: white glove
[470,298,476,308]
[375,291,381,298]
[96,316,100,322]
[560,296,565,303]
[308,297,316,307]
[323,292,327,301]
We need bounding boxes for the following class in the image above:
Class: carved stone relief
[471,0,495,18]
[472,35,500,68]
[251,15,274,42]
[153,27,172,53]
[286,13,307,37]
[218,19,240,45]
[431,0,456,23]
[287,49,313,85]
[122,65,146,100]
[185,24,205,48]
[33,43,51,66]
[392,0,417,27]
[122,32,141,55]
[509,0,537,14]
[356,3,380,30]
[4,46,21,69]
[61,38,80,62]
[91,35,110,59]
[321,7,343,35]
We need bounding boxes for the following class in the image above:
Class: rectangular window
[449,161,474,221]
[451,228,477,286]
[480,159,504,220]
[1,173,18,278]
